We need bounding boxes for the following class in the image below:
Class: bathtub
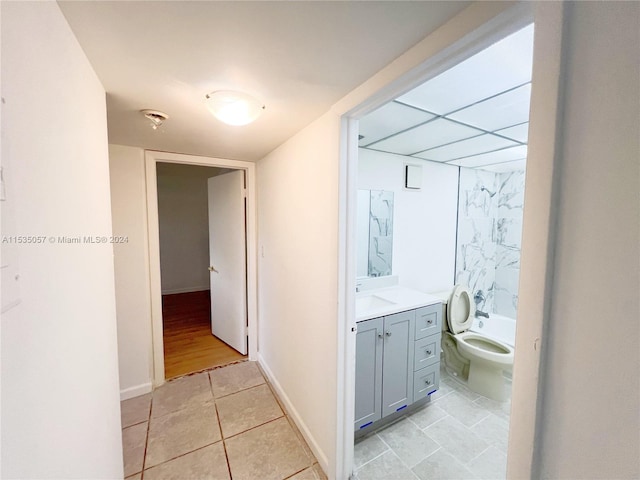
[470,313,516,348]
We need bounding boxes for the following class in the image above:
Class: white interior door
[207,170,247,354]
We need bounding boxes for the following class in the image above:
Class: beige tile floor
[121,361,327,480]
[354,367,512,480]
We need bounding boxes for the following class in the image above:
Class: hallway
[121,361,325,479]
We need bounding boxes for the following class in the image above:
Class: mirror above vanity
[357,189,394,278]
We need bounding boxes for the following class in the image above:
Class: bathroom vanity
[354,286,442,433]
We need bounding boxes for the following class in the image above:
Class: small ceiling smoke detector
[140,109,169,130]
[205,91,264,126]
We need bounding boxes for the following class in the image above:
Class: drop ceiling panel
[369,118,481,156]
[448,84,532,131]
[479,159,527,173]
[396,25,534,114]
[448,145,528,168]
[496,122,529,143]
[359,102,435,146]
[413,133,519,162]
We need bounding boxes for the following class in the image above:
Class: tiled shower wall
[455,168,525,318]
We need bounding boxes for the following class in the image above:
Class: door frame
[144,150,258,386]
[336,2,566,478]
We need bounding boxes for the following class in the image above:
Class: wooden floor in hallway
[162,290,246,379]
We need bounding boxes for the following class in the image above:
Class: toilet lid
[447,285,475,334]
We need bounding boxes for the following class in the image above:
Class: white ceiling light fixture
[205,90,265,126]
[141,109,168,130]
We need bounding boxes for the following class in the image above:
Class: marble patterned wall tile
[456,168,525,318]
[368,190,394,277]
[494,268,520,318]
[456,169,499,313]
[495,218,523,249]
[497,171,526,218]
[460,169,499,219]
[494,170,525,316]
[457,218,495,250]
[496,244,521,270]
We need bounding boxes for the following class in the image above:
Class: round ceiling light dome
[205,90,265,126]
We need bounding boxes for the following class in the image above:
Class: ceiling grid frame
[358,24,534,171]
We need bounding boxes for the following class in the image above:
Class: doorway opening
[156,162,247,379]
[335,1,568,476]
[351,23,534,478]
[145,151,258,387]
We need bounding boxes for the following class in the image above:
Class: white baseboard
[161,286,209,295]
[120,382,153,401]
[257,354,329,475]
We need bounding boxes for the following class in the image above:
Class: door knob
[208,265,219,273]
[426,350,432,355]
[385,331,392,337]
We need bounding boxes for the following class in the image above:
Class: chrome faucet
[474,290,490,318]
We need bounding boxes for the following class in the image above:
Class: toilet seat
[455,331,514,367]
[441,284,514,401]
[447,284,475,334]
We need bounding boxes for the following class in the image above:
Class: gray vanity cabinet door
[354,317,383,431]
[381,310,415,417]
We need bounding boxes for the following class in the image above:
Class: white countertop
[356,286,441,322]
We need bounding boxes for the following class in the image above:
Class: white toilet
[439,285,514,401]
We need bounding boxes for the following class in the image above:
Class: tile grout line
[221,410,286,441]
[142,440,225,474]
[413,445,443,466]
[405,407,451,433]
[283,466,314,480]
[137,395,153,479]
[140,372,223,474]
[353,446,389,472]
[214,369,287,441]
[355,433,392,471]
[216,402,234,480]
[466,444,493,465]
[122,419,149,429]
[257,368,319,470]
[207,367,216,398]
[467,411,493,430]
[223,415,287,441]
[133,362,319,479]
[209,370,231,478]
[220,362,319,475]
[213,379,268,400]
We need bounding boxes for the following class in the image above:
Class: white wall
[109,145,154,399]
[358,149,458,292]
[157,163,219,294]
[535,2,640,478]
[1,3,123,477]
[257,6,508,471]
[257,112,341,473]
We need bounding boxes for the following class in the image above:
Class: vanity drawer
[414,334,441,371]
[413,363,440,402]
[415,303,440,340]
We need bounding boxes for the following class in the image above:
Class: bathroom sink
[356,294,396,311]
